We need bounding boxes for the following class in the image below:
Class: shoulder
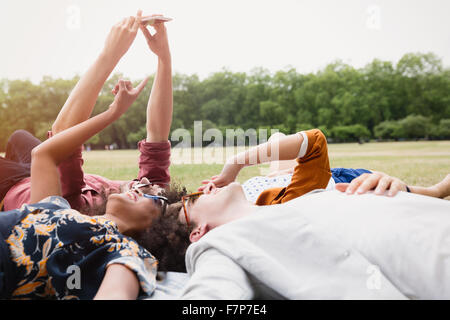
[23,196,71,212]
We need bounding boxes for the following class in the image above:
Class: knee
[8,130,33,144]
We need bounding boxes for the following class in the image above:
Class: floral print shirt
[4,196,157,299]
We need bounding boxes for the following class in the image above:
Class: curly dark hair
[78,181,191,272]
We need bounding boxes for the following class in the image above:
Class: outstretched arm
[30,78,148,203]
[138,17,173,142]
[52,12,142,134]
[336,172,450,198]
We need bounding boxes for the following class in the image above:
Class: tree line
[1,52,449,151]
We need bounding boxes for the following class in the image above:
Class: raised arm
[51,12,142,134]
[138,16,173,142]
[30,78,148,203]
[199,132,305,190]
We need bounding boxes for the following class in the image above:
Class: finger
[139,24,153,43]
[112,83,119,95]
[153,21,165,32]
[135,77,149,94]
[335,183,350,193]
[345,174,370,194]
[356,174,381,194]
[118,79,126,90]
[127,16,135,29]
[124,80,133,90]
[132,10,142,32]
[201,175,219,185]
[388,180,403,197]
[374,176,392,195]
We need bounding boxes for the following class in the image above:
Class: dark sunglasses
[131,183,169,215]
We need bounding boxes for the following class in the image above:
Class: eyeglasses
[181,192,203,227]
[131,183,169,215]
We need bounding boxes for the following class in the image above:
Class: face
[179,182,246,228]
[107,182,167,234]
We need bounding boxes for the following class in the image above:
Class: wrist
[106,102,121,121]
[157,52,172,64]
[99,50,121,66]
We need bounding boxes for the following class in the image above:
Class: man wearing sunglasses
[1,12,174,215]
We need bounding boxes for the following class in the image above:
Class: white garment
[242,174,335,203]
[181,190,450,300]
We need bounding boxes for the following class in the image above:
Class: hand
[198,162,242,192]
[139,15,171,59]
[109,78,149,118]
[335,172,408,197]
[102,10,142,61]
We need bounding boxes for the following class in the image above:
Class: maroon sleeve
[137,139,171,187]
[48,131,86,198]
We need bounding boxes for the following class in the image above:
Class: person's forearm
[146,55,173,142]
[52,52,120,134]
[38,108,117,165]
[231,133,303,168]
[31,107,117,203]
[94,264,139,300]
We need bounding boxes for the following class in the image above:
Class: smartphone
[141,15,172,25]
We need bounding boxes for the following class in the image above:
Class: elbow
[31,144,53,164]
[30,145,42,160]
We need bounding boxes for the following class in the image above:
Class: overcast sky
[1,0,449,82]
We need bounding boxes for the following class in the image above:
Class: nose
[140,177,150,185]
[203,181,217,194]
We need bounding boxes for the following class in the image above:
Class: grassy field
[78,140,450,195]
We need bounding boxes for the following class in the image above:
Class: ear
[189,224,210,243]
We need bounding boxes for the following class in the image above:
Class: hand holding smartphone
[141,15,172,25]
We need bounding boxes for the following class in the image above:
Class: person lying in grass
[0,13,190,274]
[0,11,176,217]
[0,74,179,299]
[184,128,450,241]
[198,130,449,200]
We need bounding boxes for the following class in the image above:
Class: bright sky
[1,0,449,83]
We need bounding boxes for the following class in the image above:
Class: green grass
[78,140,450,193]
